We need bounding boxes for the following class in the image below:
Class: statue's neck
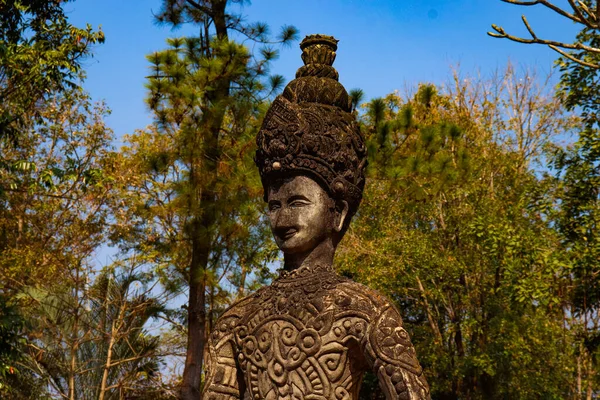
[282,239,336,272]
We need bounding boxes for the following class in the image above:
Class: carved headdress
[255,34,367,220]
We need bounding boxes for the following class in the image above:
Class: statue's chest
[233,277,371,399]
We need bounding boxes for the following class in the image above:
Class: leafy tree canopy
[0,0,104,143]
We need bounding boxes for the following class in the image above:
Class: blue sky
[67,0,579,144]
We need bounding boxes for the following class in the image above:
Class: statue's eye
[289,199,310,207]
[268,202,281,211]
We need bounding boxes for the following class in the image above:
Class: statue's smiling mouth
[279,228,298,240]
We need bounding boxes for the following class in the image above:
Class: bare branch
[549,44,600,68]
[568,0,594,26]
[577,1,596,21]
[522,15,537,39]
[501,0,585,24]
[488,21,600,69]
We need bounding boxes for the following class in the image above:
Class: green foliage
[339,69,578,399]
[0,85,175,397]
[117,3,297,396]
[0,89,114,287]
[556,24,600,128]
[14,261,166,400]
[551,133,600,312]
[117,32,280,299]
[552,6,600,329]
[0,0,104,143]
[0,296,24,382]
[545,128,600,392]
[517,2,600,392]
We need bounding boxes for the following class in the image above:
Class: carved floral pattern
[202,265,430,400]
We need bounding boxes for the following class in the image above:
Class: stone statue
[201,34,430,400]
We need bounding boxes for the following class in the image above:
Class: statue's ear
[333,200,349,233]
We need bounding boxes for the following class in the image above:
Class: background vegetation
[1,0,598,399]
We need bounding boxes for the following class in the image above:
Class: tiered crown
[255,34,367,218]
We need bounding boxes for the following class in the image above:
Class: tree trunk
[69,323,77,400]
[238,261,247,298]
[585,354,593,400]
[98,319,117,400]
[415,275,442,343]
[208,285,215,334]
[180,220,211,400]
[99,296,126,400]
[577,348,582,399]
[180,2,230,399]
[69,263,81,400]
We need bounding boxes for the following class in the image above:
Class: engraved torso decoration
[201,34,430,399]
[204,265,429,400]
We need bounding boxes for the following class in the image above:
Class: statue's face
[267,175,335,255]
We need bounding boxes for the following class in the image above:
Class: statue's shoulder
[336,278,391,305]
[212,293,257,332]
[333,278,397,319]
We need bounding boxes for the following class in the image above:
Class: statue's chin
[277,242,306,255]
[276,235,318,256]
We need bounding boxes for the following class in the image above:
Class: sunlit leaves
[0,1,104,142]
[338,66,575,398]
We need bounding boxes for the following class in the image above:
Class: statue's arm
[363,304,431,400]
[201,319,246,400]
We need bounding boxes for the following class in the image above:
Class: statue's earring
[334,200,349,233]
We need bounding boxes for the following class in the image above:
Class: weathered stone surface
[202,34,430,400]
[203,264,429,399]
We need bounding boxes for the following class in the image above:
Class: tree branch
[2,187,78,200]
[575,1,596,22]
[568,0,593,26]
[185,0,213,17]
[488,17,600,69]
[501,0,586,24]
[549,44,600,68]
[521,14,537,39]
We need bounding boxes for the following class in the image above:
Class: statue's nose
[273,206,295,232]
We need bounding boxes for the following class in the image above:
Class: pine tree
[119,2,298,398]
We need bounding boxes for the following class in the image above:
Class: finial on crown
[300,34,338,66]
[296,34,340,81]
